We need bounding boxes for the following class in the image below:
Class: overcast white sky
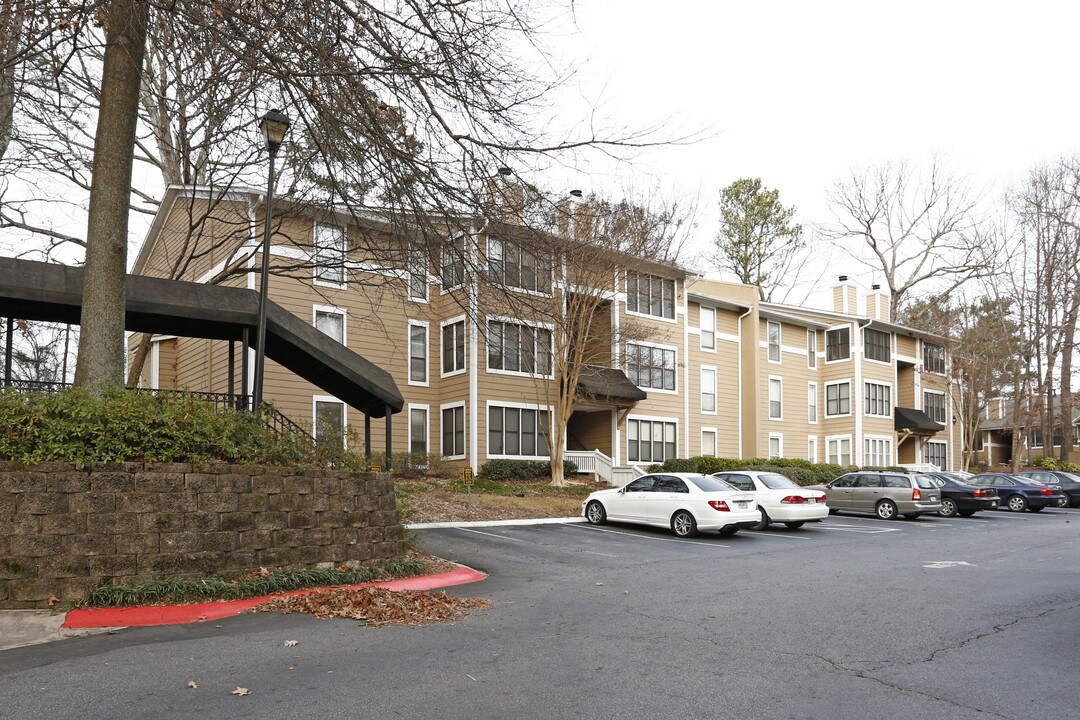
[549,0,1080,305]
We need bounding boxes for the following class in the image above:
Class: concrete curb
[409,516,585,529]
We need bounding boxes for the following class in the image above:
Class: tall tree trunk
[1060,304,1078,461]
[74,0,149,392]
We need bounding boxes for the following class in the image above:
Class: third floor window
[826,326,850,361]
[864,328,891,363]
[626,271,676,320]
[488,237,552,294]
[314,223,346,285]
[487,320,553,375]
[923,342,945,374]
[626,343,676,391]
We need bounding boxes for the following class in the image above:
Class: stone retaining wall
[0,462,407,608]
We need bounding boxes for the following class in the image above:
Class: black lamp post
[252,108,291,413]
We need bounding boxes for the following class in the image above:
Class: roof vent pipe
[838,275,848,282]
[872,284,880,290]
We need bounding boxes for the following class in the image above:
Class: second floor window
[865,382,891,417]
[769,377,783,419]
[488,237,552,294]
[924,391,946,423]
[409,323,428,384]
[826,382,850,416]
[314,309,344,344]
[626,343,676,391]
[808,382,818,422]
[826,327,850,361]
[442,320,466,375]
[487,320,553,375]
[626,271,675,319]
[924,342,946,374]
[864,328,891,362]
[441,234,466,289]
[314,223,346,285]
[701,367,716,413]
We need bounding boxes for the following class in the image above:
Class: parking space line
[458,528,530,542]
[456,527,620,557]
[818,523,901,534]
[561,522,730,548]
[745,531,810,540]
[828,515,949,528]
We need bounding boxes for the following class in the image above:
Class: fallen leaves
[46,595,59,607]
[186,681,197,689]
[284,640,298,647]
[231,687,251,697]
[250,587,488,627]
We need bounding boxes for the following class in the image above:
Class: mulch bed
[250,586,488,626]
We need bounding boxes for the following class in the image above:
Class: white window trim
[624,271,679,324]
[407,319,430,387]
[922,340,947,376]
[626,339,679,394]
[807,435,818,463]
[486,236,555,298]
[312,220,347,289]
[808,381,818,425]
[484,400,554,460]
[825,380,852,418]
[826,434,852,465]
[701,427,718,457]
[768,375,783,421]
[440,233,467,292]
[312,395,347,447]
[807,328,817,369]
[700,365,717,415]
[864,380,894,418]
[926,440,948,468]
[768,432,784,459]
[863,327,893,366]
[863,434,894,466]
[824,324,852,364]
[485,315,556,380]
[923,389,948,423]
[313,304,347,345]
[440,401,467,460]
[625,414,680,463]
[408,403,430,455]
[767,321,782,364]
[699,306,717,352]
[440,314,467,378]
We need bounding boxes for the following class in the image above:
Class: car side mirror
[619,487,626,494]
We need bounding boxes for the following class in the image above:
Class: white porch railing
[565,449,613,485]
[610,464,647,487]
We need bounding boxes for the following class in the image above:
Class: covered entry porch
[564,364,645,485]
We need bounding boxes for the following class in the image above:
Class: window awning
[574,364,646,410]
[894,407,944,434]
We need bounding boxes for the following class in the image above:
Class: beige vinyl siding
[756,318,819,459]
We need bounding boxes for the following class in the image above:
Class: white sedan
[711,471,828,530]
[582,473,758,538]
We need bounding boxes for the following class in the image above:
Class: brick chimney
[865,284,891,321]
[832,276,858,315]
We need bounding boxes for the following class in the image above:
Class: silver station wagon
[817,471,943,520]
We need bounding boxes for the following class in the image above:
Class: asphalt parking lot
[2,508,1078,720]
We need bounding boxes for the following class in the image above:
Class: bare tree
[824,157,989,317]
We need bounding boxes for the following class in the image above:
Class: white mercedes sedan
[582,473,758,538]
[711,471,828,530]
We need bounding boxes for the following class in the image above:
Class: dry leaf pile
[250,587,487,626]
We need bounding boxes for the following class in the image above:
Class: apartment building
[132,185,960,480]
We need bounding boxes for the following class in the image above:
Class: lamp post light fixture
[252,108,291,414]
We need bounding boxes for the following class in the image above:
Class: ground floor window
[808,436,817,463]
[701,429,717,457]
[627,418,676,463]
[827,436,851,466]
[314,399,345,447]
[864,437,892,467]
[409,406,428,454]
[488,405,550,458]
[442,404,466,458]
[769,433,783,459]
[926,441,947,469]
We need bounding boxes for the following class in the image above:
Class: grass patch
[446,477,595,497]
[79,557,428,608]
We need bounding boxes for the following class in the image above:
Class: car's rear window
[689,476,735,492]
[1058,472,1080,482]
[915,475,938,489]
[759,473,799,489]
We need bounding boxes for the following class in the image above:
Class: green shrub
[651,455,878,486]
[478,458,578,481]
[1036,456,1060,471]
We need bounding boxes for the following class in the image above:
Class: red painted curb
[61,566,487,629]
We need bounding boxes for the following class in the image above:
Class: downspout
[683,278,690,457]
[469,218,488,473]
[736,305,753,460]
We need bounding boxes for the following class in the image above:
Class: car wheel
[958,510,975,517]
[752,508,770,531]
[1006,494,1027,512]
[585,500,607,525]
[671,510,698,538]
[1057,495,1069,508]
[784,521,805,529]
[939,498,958,518]
[875,499,898,520]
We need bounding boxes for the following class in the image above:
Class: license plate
[991,501,998,507]
[735,501,748,508]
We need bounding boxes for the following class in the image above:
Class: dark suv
[817,471,942,520]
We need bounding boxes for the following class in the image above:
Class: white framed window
[808,436,818,463]
[864,436,892,467]
[313,396,345,447]
[487,402,551,459]
[488,237,552,294]
[807,329,817,369]
[487,318,553,377]
[700,366,717,414]
[808,382,818,423]
[626,416,677,463]
[865,382,892,417]
[768,376,783,420]
[440,402,466,459]
[864,328,891,363]
[826,381,851,417]
[924,390,947,424]
[408,320,429,386]
[826,326,850,362]
[768,433,783,459]
[926,441,947,469]
[700,306,716,351]
[626,342,677,392]
[767,321,781,363]
[408,242,428,301]
[826,435,852,466]
[923,342,946,374]
[313,305,345,345]
[409,404,429,455]
[701,428,717,457]
[441,317,466,376]
[626,271,676,321]
[1029,428,1043,448]
[314,222,346,286]
[441,233,466,290]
